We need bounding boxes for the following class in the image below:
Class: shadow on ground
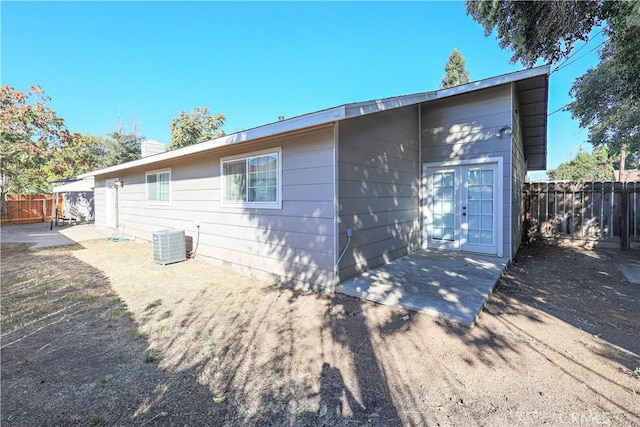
[3,240,639,426]
[0,243,213,426]
[494,241,640,357]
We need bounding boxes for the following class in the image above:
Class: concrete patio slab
[1,222,115,248]
[336,250,508,326]
[617,250,640,284]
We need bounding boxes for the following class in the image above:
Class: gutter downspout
[332,121,340,292]
[418,103,423,249]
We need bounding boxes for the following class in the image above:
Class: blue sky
[2,1,605,179]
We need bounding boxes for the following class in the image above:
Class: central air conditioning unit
[152,229,187,265]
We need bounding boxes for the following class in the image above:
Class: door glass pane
[432,171,455,242]
[442,228,454,241]
[468,170,481,185]
[468,229,480,244]
[465,168,494,246]
[443,186,454,199]
[468,185,482,201]
[444,214,454,228]
[468,200,480,214]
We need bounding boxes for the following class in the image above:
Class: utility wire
[547,30,607,116]
[551,40,607,74]
[548,103,572,116]
[551,28,604,73]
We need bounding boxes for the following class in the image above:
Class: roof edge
[79,105,346,178]
[80,65,551,178]
[435,65,551,100]
[340,65,550,119]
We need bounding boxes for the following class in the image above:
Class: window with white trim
[221,149,281,208]
[146,169,171,203]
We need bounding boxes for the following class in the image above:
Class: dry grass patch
[2,239,639,426]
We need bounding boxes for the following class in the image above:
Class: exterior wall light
[496,125,512,138]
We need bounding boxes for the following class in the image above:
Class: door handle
[462,212,467,216]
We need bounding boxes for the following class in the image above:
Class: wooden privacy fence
[1,194,63,225]
[523,182,640,249]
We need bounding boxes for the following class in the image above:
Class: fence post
[621,184,630,250]
[523,184,531,243]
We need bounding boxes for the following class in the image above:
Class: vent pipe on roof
[278,116,285,121]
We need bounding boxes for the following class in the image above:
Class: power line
[551,40,607,74]
[552,28,604,73]
[548,103,571,116]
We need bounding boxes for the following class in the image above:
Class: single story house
[80,65,550,292]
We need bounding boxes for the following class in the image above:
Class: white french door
[424,162,499,255]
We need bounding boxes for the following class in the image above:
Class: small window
[221,148,281,209]
[146,169,171,203]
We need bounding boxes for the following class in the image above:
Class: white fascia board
[79,66,550,179]
[79,106,346,178]
[435,65,551,100]
[341,65,550,120]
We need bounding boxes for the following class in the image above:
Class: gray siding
[421,85,513,258]
[94,188,106,227]
[94,125,337,291]
[337,106,420,281]
[511,83,526,259]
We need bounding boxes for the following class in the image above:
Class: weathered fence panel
[523,182,640,248]
[1,194,63,225]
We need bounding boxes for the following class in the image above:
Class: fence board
[1,194,62,225]
[523,181,640,247]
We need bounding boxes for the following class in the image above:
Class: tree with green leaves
[466,0,640,178]
[72,132,143,170]
[169,107,225,150]
[102,131,143,165]
[465,1,640,100]
[0,85,81,204]
[567,44,639,174]
[440,49,471,89]
[547,147,613,182]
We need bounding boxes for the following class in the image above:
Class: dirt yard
[1,239,639,426]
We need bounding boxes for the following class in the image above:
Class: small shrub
[126,327,148,340]
[89,414,106,426]
[145,299,163,310]
[144,349,158,363]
